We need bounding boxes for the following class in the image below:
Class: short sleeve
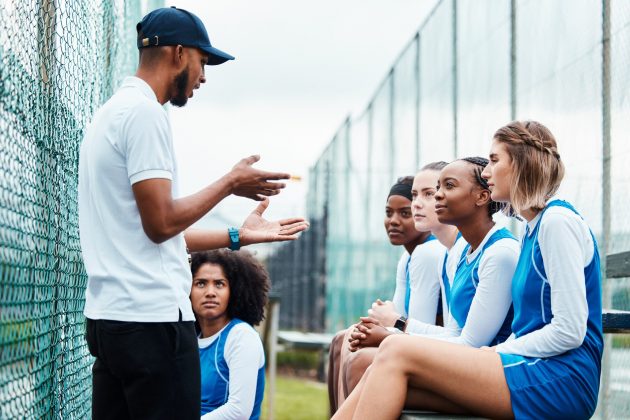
[123,102,174,185]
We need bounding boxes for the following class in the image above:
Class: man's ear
[172,45,185,66]
[476,188,491,208]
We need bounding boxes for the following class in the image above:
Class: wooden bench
[401,250,630,419]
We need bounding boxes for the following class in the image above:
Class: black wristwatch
[393,315,408,332]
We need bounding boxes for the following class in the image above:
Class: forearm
[134,174,234,243]
[409,313,460,337]
[184,229,233,252]
[164,175,234,238]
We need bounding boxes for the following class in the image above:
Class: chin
[491,193,509,203]
[170,97,189,107]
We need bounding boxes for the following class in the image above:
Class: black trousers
[85,316,200,420]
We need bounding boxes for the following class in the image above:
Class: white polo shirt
[79,76,194,322]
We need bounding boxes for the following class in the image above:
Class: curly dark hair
[459,156,509,218]
[190,249,270,326]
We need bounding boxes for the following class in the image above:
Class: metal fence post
[600,0,612,418]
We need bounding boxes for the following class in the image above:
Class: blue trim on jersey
[441,252,450,310]
[449,228,515,345]
[499,200,603,419]
[404,255,412,316]
[199,318,266,419]
[404,234,437,316]
[441,231,463,311]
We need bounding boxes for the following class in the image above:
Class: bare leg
[344,347,377,394]
[333,355,467,420]
[336,326,358,407]
[327,330,347,416]
[351,335,513,420]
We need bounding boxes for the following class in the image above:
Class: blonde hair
[493,120,565,213]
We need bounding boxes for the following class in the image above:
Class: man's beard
[170,67,189,107]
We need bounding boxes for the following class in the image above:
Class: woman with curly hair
[190,249,269,420]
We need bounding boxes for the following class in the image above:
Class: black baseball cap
[136,6,235,65]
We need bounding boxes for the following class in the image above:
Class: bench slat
[603,309,630,333]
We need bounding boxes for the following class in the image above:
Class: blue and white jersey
[199,319,265,420]
[497,200,603,419]
[408,226,519,347]
[392,235,445,330]
[497,199,603,357]
[448,227,518,346]
[440,233,466,312]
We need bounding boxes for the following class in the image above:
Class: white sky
[165,0,438,227]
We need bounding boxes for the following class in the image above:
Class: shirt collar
[121,76,158,102]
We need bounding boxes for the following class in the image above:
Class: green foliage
[261,375,328,420]
[277,350,320,371]
[612,335,630,348]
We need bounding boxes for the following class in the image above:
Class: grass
[261,375,329,420]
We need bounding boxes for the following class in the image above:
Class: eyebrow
[489,153,498,159]
[441,177,457,183]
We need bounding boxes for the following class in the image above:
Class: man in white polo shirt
[78,6,308,420]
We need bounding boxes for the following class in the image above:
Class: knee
[333,329,346,347]
[372,334,411,368]
[378,334,407,356]
[331,330,347,358]
[347,349,373,377]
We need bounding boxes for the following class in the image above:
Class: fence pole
[452,0,458,159]
[600,0,612,418]
[414,34,421,169]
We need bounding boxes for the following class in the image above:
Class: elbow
[566,329,586,349]
[142,222,177,244]
[556,321,586,350]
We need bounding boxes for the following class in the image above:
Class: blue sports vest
[404,234,437,315]
[450,228,515,345]
[441,232,463,311]
[199,319,266,419]
[510,200,603,357]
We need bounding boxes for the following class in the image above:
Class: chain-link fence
[0,1,162,418]
[267,0,630,416]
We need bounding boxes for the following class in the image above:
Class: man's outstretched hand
[240,198,309,245]
[229,155,290,201]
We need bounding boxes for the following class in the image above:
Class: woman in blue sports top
[190,249,268,420]
[332,121,602,420]
[329,174,445,413]
[348,157,518,350]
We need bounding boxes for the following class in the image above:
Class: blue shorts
[499,348,600,420]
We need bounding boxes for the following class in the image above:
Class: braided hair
[460,156,508,218]
[493,120,565,213]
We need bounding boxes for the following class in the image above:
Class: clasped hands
[348,299,400,352]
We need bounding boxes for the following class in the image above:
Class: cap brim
[200,45,235,65]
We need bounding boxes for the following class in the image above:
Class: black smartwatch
[393,315,408,332]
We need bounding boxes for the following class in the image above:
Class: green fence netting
[0,1,162,418]
[267,0,630,416]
